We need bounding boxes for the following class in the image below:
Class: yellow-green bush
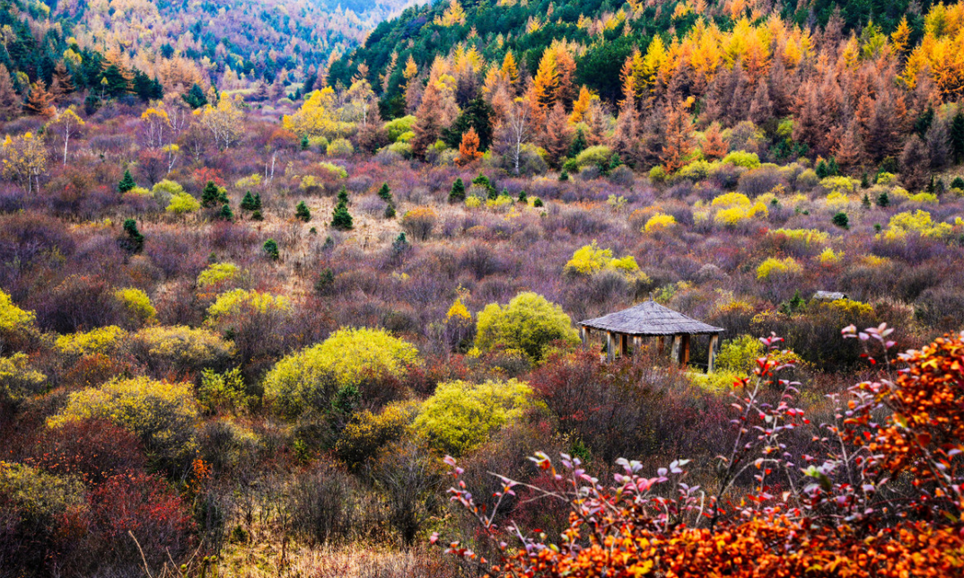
[0,353,46,403]
[876,172,897,185]
[475,292,579,361]
[715,334,766,373]
[907,192,939,204]
[565,241,644,279]
[55,326,125,357]
[880,210,952,241]
[769,228,829,247]
[318,161,347,179]
[413,379,536,456]
[574,145,613,169]
[115,287,157,324]
[196,263,241,289]
[825,191,851,211]
[326,138,354,157]
[643,213,677,233]
[335,401,419,468]
[756,257,802,279]
[206,289,291,323]
[48,376,199,463]
[129,325,236,374]
[166,192,200,214]
[711,192,751,208]
[714,201,768,226]
[817,247,844,264]
[820,176,856,195]
[721,150,761,169]
[0,461,85,532]
[263,327,420,417]
[0,289,35,337]
[198,367,248,414]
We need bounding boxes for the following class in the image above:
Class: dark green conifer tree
[118,169,136,193]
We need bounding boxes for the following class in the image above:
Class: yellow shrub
[196,263,241,289]
[881,210,952,241]
[770,228,829,247]
[206,289,291,323]
[0,289,35,335]
[820,176,856,194]
[565,241,641,278]
[115,287,157,323]
[907,192,939,204]
[711,192,751,208]
[55,326,125,356]
[825,191,851,211]
[166,192,201,214]
[817,248,844,264]
[234,173,263,189]
[756,257,802,279]
[821,298,874,317]
[643,213,676,233]
[475,292,579,361]
[446,297,471,322]
[335,401,419,467]
[0,353,46,403]
[413,379,536,456]
[486,195,514,210]
[48,376,199,464]
[130,325,236,373]
[263,327,420,417]
[861,255,890,267]
[714,201,768,226]
[465,196,482,208]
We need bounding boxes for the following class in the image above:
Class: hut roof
[812,291,847,301]
[579,300,724,336]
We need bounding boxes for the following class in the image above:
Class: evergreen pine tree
[384,202,396,219]
[254,194,263,210]
[218,204,234,221]
[241,191,258,211]
[952,177,964,190]
[252,209,264,221]
[263,239,280,260]
[832,211,850,229]
[518,190,528,203]
[952,109,964,164]
[337,186,349,205]
[300,135,310,150]
[121,219,144,253]
[295,201,311,222]
[816,160,830,179]
[877,191,890,207]
[378,183,393,202]
[118,169,136,193]
[391,232,408,255]
[569,128,587,158]
[862,193,871,208]
[827,156,839,176]
[201,181,221,207]
[559,169,569,181]
[331,200,353,230]
[448,178,465,203]
[183,83,208,109]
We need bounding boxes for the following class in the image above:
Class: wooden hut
[579,300,725,371]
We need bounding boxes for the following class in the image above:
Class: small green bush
[475,292,579,362]
[263,327,420,418]
[48,376,200,465]
[574,145,613,169]
[413,379,537,456]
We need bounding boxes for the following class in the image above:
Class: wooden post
[657,336,664,356]
[670,335,681,364]
[620,334,628,358]
[708,333,721,373]
[580,326,587,347]
[606,332,615,362]
[633,336,642,357]
[681,334,691,367]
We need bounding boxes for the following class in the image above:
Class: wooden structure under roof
[579,300,725,371]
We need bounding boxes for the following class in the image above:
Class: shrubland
[1,0,964,576]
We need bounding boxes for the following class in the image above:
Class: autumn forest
[2,0,964,576]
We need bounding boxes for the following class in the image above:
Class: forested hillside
[1,0,964,577]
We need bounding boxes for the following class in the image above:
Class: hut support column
[580,326,587,347]
[708,333,720,373]
[620,334,628,358]
[670,335,681,365]
[633,336,642,357]
[681,334,691,367]
[606,332,615,362]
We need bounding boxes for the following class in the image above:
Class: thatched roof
[580,300,724,336]
[813,291,847,301]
